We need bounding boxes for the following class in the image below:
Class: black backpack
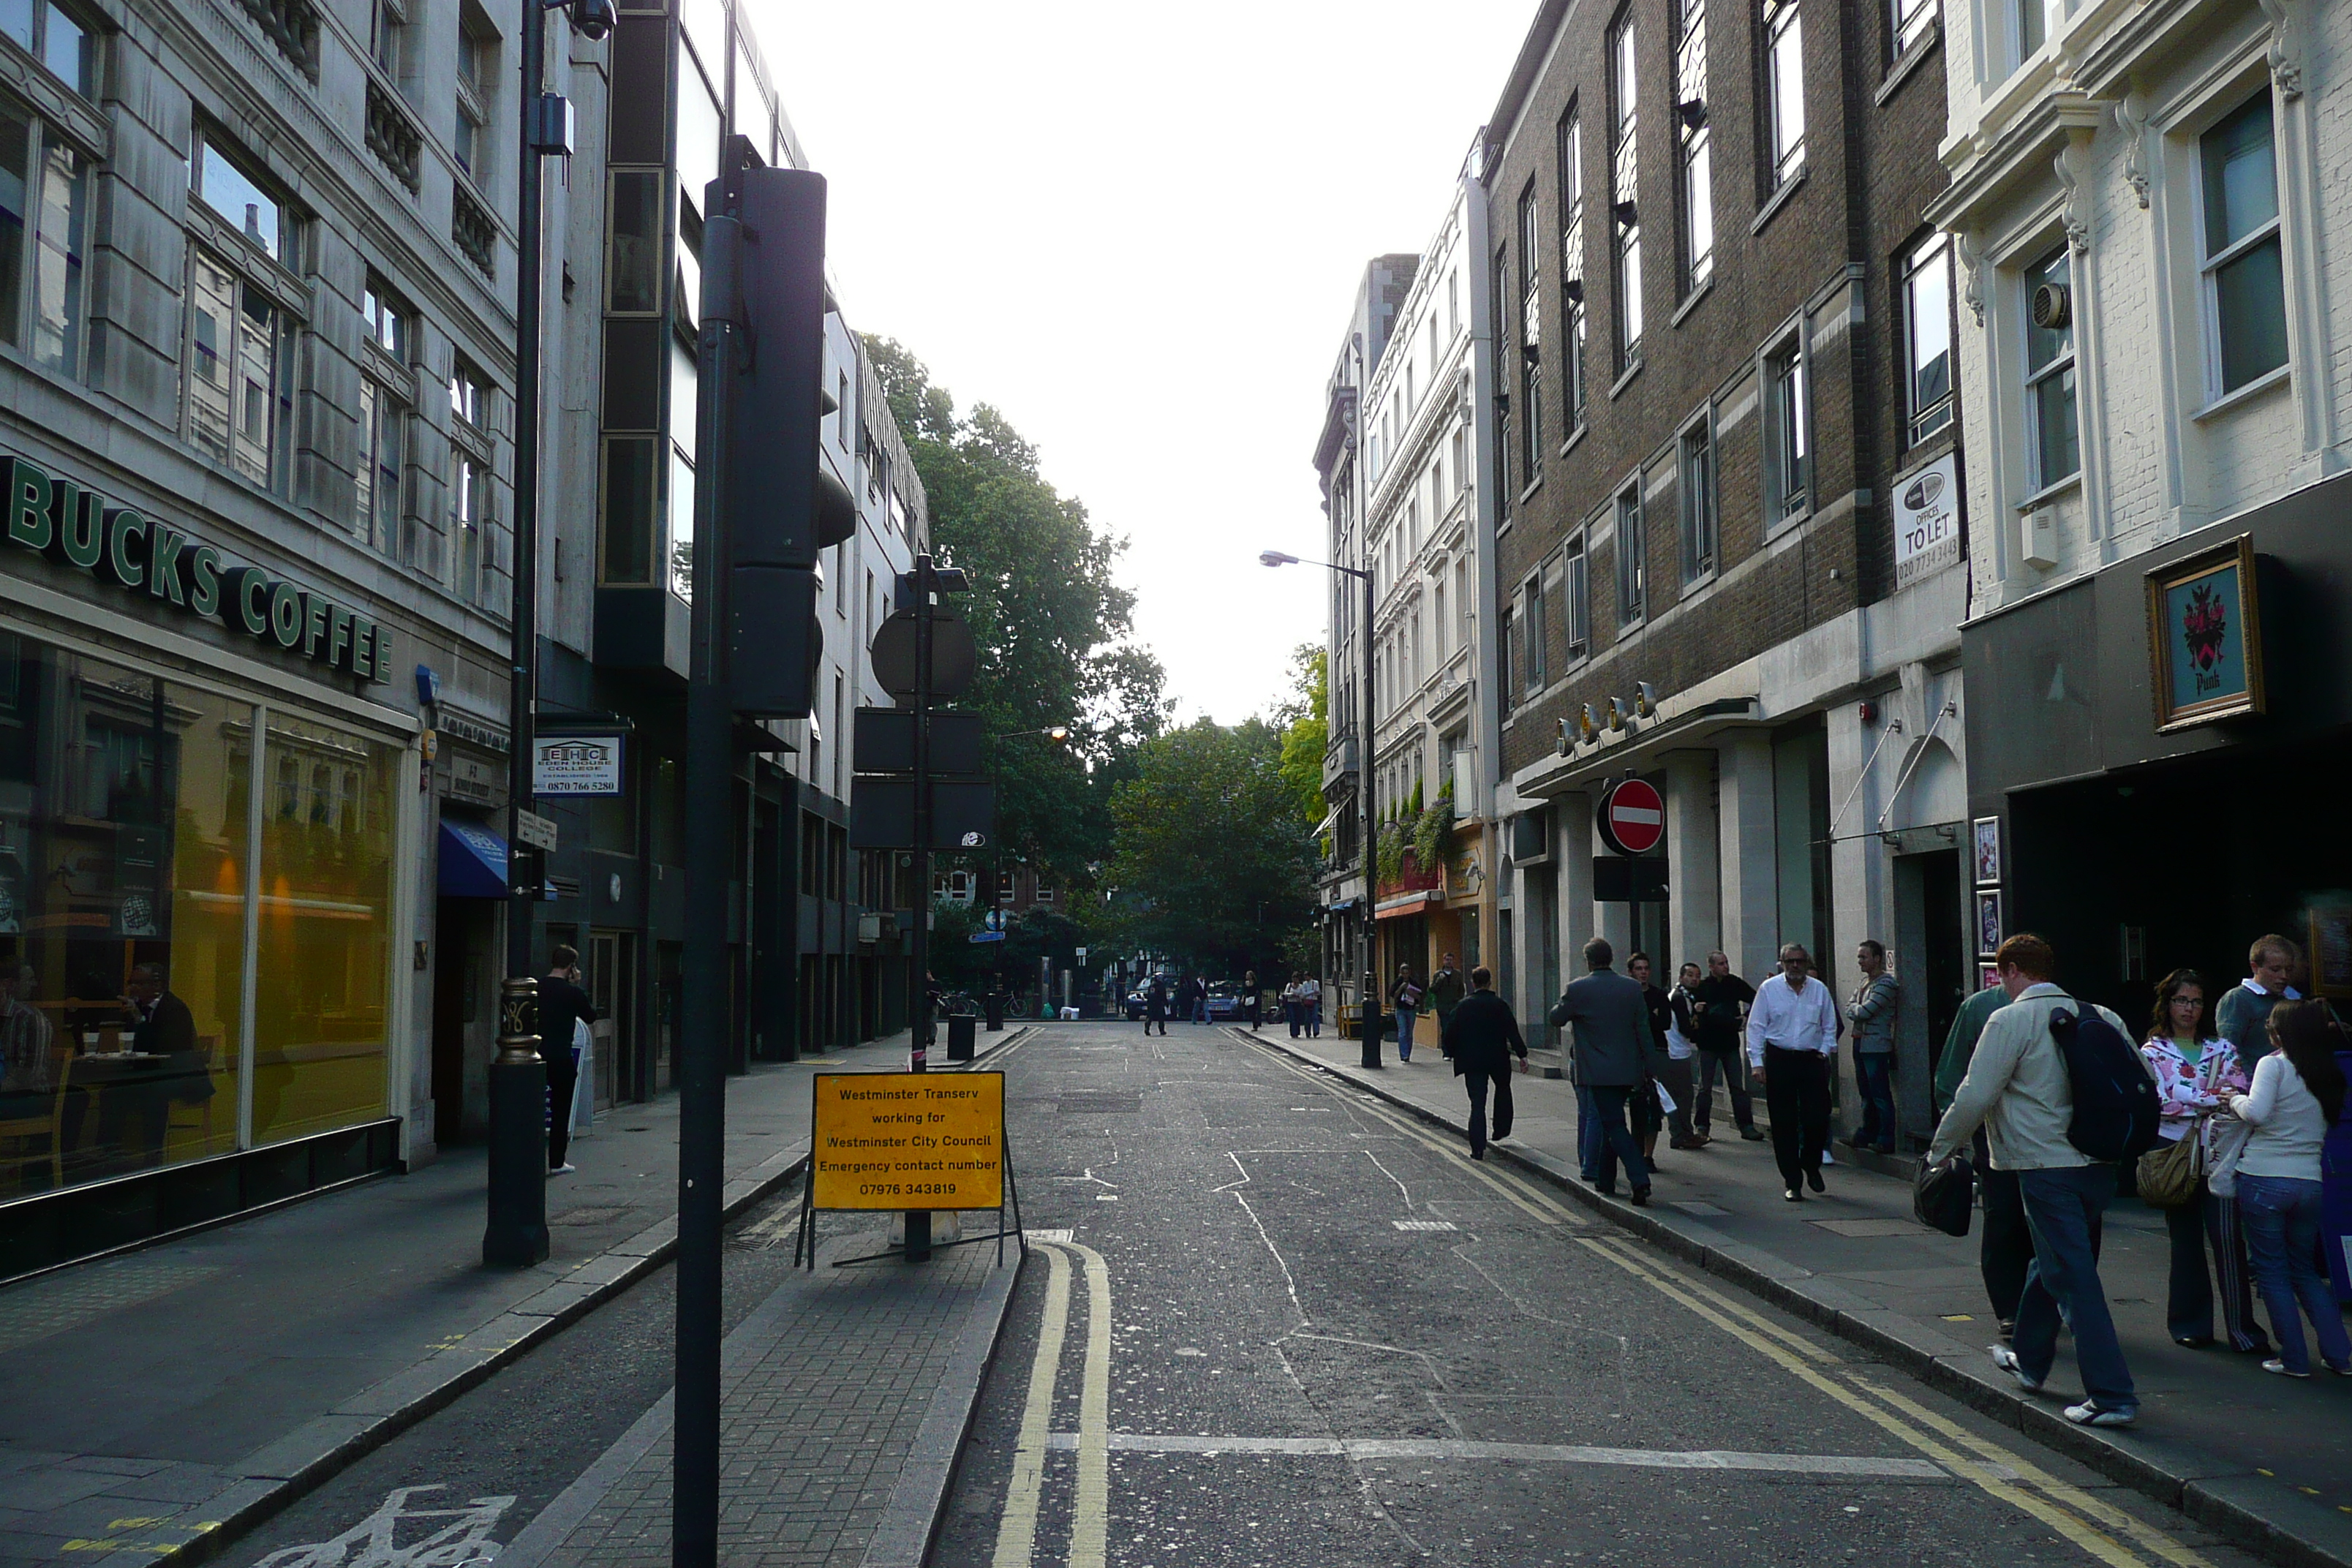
[2049,1003,2163,1163]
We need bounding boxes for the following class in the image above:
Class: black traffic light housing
[706,154,855,718]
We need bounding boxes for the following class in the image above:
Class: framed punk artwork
[1978,964,2002,992]
[1972,816,2000,885]
[2146,534,2265,733]
[1976,889,2003,958]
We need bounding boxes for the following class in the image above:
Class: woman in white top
[2221,1003,2352,1378]
[2138,970,2264,1353]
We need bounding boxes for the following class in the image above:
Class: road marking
[252,1486,511,1567]
[1577,1237,2206,1568]
[1392,1220,1458,1232]
[1023,1229,1073,1244]
[987,1244,1070,1568]
[1070,1240,1112,1568]
[1039,1432,1948,1477]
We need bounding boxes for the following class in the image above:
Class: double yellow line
[1576,1235,2211,1568]
[991,1237,1112,1568]
[1256,1039,2212,1568]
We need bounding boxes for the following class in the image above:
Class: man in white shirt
[1746,943,1842,1201]
[1300,976,1322,1039]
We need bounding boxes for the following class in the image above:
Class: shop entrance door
[431,898,489,1144]
[1914,849,1966,1075]
[655,941,682,1093]
[587,930,638,1107]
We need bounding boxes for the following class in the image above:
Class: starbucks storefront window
[0,631,396,1199]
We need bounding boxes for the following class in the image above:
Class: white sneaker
[1820,1149,1837,1166]
[1991,1345,2043,1392]
[551,1162,577,1175]
[2063,1401,2137,1427]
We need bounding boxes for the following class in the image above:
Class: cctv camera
[570,0,615,40]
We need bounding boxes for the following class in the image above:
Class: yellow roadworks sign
[810,1071,1004,1210]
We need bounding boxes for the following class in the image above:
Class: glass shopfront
[0,630,398,1200]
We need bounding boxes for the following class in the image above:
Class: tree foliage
[864,337,1166,890]
[1273,644,1327,832]
[1101,718,1316,977]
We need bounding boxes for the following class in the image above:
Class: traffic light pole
[483,0,554,1269]
[905,554,935,1262]
[671,180,743,1568]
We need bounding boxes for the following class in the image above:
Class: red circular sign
[1599,777,1665,856]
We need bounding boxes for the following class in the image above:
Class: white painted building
[1930,0,2352,1022]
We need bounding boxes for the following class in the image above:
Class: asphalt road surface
[932,1021,2264,1568]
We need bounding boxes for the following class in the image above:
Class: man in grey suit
[1548,937,1662,1204]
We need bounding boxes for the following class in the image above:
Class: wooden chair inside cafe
[0,1045,75,1190]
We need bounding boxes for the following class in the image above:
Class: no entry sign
[1598,777,1665,856]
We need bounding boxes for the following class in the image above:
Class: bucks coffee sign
[3,453,391,681]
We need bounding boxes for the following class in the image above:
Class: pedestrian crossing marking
[1391,1220,1458,1232]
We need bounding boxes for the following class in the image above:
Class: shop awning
[1376,891,1441,920]
[439,820,510,900]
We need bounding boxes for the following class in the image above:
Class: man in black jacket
[1440,968,1526,1161]
[538,945,600,1175]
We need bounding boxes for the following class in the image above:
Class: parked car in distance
[1203,982,1246,1020]
[1124,987,1150,1019]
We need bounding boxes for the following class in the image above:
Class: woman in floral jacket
[2140,968,2268,1354]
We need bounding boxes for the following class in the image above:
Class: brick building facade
[1477,0,1971,1139]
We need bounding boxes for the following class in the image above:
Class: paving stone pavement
[506,1226,1018,1568]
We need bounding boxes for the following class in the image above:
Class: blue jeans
[1854,1050,1896,1150]
[2237,1175,2352,1374]
[1577,1082,1598,1174]
[1393,1005,1417,1059]
[2014,1164,2135,1411]
[1583,1085,1651,1193]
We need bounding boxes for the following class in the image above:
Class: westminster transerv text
[818,1083,999,1180]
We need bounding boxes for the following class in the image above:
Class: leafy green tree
[1101,718,1316,976]
[864,339,1166,892]
[1273,644,1327,832]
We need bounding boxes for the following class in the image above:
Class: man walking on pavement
[1926,934,2144,1428]
[1441,966,1529,1161]
[538,944,600,1176]
[1936,977,2034,1336]
[1749,943,1841,1201]
[1549,938,1661,1205]
[1692,950,1761,1140]
[1428,954,1467,1048]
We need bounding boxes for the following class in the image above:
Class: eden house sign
[2,453,392,681]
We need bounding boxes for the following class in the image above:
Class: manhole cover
[1806,1218,1923,1237]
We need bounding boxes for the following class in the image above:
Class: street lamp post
[1259,550,1381,1070]
[484,0,612,1270]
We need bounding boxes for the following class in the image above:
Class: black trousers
[1695,1047,1754,1130]
[1763,1046,1831,1188]
[1463,1066,1515,1156]
[548,1066,578,1169]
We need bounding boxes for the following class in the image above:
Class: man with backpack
[1926,934,2159,1428]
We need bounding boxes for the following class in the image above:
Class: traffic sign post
[1597,777,1665,856]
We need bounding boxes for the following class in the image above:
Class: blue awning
[439,820,510,899]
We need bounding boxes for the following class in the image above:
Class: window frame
[1900,235,1954,445]
[1762,328,1812,528]
[182,244,297,493]
[1677,408,1718,584]
[1763,0,1806,192]
[1609,10,1644,374]
[0,91,92,377]
[1888,0,1937,61]
[1516,178,1545,487]
[2193,89,2289,404]
[1556,105,1588,435]
[2021,246,2079,490]
[1614,475,1648,625]
[1561,530,1591,660]
[1675,0,1713,296]
[2,0,95,97]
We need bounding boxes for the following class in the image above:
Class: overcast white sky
[759,2,1536,726]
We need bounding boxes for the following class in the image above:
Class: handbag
[1914,1153,1975,1237]
[2133,1122,2204,1208]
